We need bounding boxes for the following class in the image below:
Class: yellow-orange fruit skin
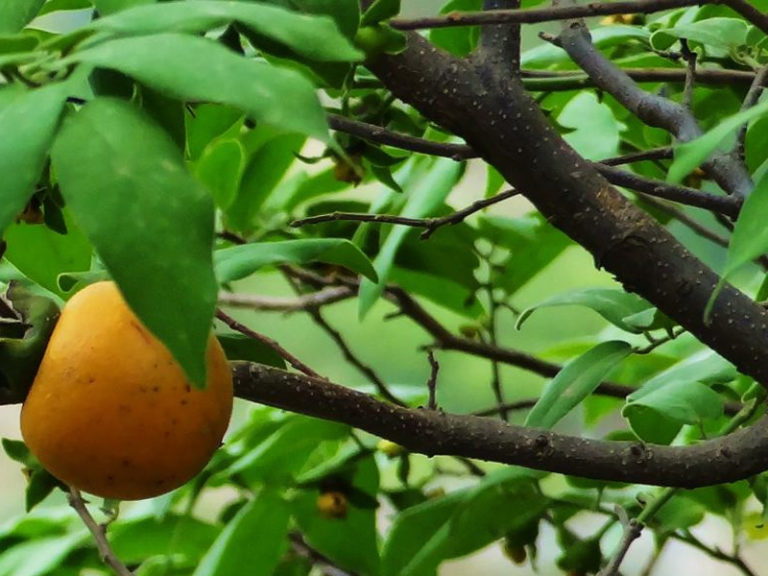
[20,281,233,500]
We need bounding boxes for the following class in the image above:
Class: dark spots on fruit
[118,404,132,413]
[185,385,191,393]
[171,417,178,425]
[87,377,96,384]
[151,385,160,392]
[164,430,170,438]
[154,478,166,486]
[180,399,188,406]
[121,459,132,467]
[107,474,115,483]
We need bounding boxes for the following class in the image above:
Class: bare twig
[292,189,520,237]
[598,506,643,576]
[390,0,699,29]
[68,487,133,576]
[327,114,475,160]
[680,39,697,110]
[735,64,768,160]
[218,287,354,312]
[670,531,759,576]
[521,67,761,91]
[595,164,741,217]
[600,147,673,166]
[426,350,439,410]
[215,308,323,379]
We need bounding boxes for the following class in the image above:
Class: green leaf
[215,239,377,283]
[217,333,286,369]
[650,17,751,51]
[0,84,68,239]
[292,456,381,576]
[653,495,706,534]
[478,213,571,294]
[25,469,62,512]
[359,156,462,317]
[94,0,156,15]
[0,532,87,576]
[517,288,652,333]
[0,0,46,34]
[66,33,330,141]
[722,173,768,282]
[51,98,218,386]
[559,92,622,161]
[225,132,305,232]
[525,341,632,429]
[38,0,92,17]
[93,1,362,62]
[4,213,92,299]
[668,97,768,183]
[382,468,545,576]
[195,138,246,210]
[193,491,290,576]
[361,0,400,26]
[1,438,32,465]
[623,350,732,443]
[223,417,349,483]
[110,515,218,565]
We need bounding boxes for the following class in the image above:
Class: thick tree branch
[476,0,521,72]
[555,22,753,198]
[364,33,768,390]
[232,362,768,488]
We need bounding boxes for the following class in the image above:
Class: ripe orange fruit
[20,281,233,500]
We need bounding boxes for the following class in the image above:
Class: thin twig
[218,287,354,312]
[215,308,323,378]
[598,506,643,576]
[68,487,133,576]
[639,196,730,248]
[600,147,673,166]
[473,398,537,416]
[595,163,742,217]
[390,0,699,29]
[426,350,439,410]
[292,189,520,237]
[680,39,697,110]
[670,531,758,576]
[520,67,760,88]
[327,114,475,160]
[735,64,768,160]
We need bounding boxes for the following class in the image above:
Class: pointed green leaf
[0,84,68,238]
[359,156,462,317]
[51,98,217,386]
[668,98,768,183]
[723,173,768,281]
[525,341,632,429]
[0,0,46,34]
[517,288,652,333]
[194,491,290,576]
[66,33,329,140]
[93,0,362,62]
[215,239,377,283]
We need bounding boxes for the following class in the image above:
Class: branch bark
[232,362,768,488]
[364,33,768,390]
